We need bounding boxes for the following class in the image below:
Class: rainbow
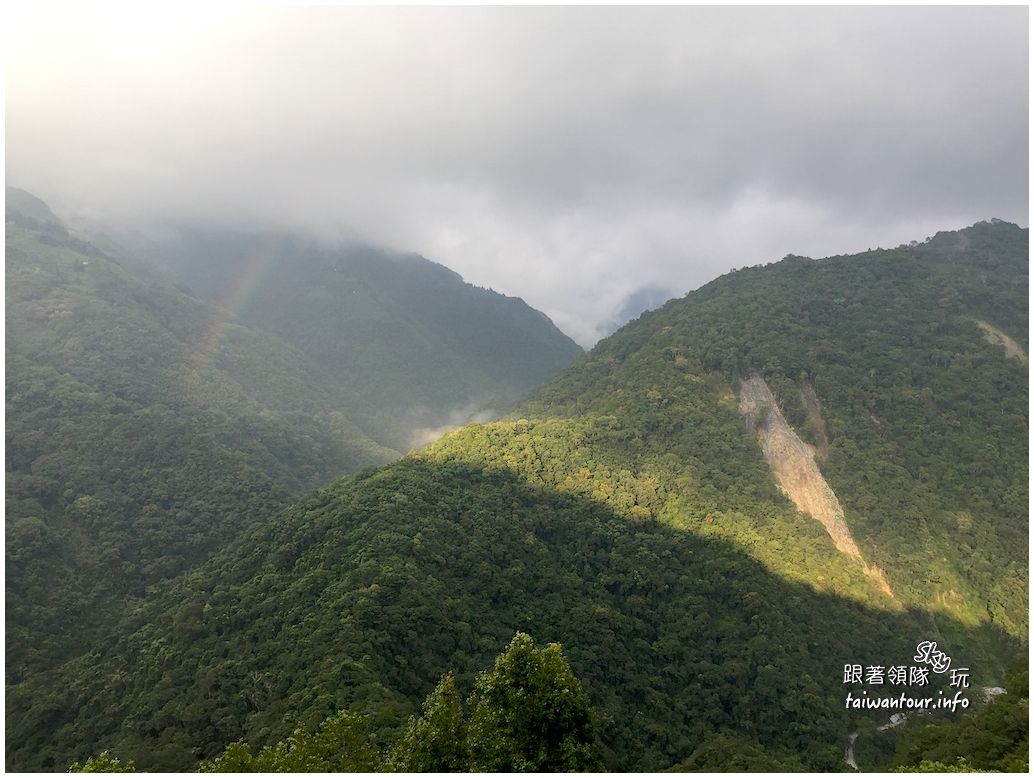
[183,233,286,388]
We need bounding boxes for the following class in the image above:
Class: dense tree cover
[517,219,1028,638]
[664,733,804,771]
[71,633,597,773]
[6,209,402,683]
[385,673,470,771]
[200,633,596,772]
[891,661,1028,772]
[10,460,1018,771]
[424,413,889,611]
[463,633,599,771]
[7,217,1026,772]
[69,751,136,773]
[145,228,583,449]
[199,711,382,772]
[4,196,579,772]
[893,758,990,772]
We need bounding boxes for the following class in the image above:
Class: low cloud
[409,404,499,450]
[7,6,1028,346]
[603,284,679,337]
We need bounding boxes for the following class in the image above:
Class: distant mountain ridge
[5,190,584,767]
[6,186,61,224]
[9,218,1025,772]
[144,228,584,450]
[6,195,400,683]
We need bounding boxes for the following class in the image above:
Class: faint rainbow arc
[183,234,284,387]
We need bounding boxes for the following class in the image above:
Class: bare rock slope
[739,376,895,599]
[974,319,1027,365]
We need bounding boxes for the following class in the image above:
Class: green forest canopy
[7,217,1028,772]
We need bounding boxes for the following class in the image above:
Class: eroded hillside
[738,375,894,598]
[974,318,1027,365]
[7,219,1027,773]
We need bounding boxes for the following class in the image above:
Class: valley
[6,6,1027,772]
[5,205,1028,772]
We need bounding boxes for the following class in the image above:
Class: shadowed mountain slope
[7,220,1026,772]
[146,229,584,450]
[7,460,1020,771]
[517,219,1028,638]
[6,204,399,682]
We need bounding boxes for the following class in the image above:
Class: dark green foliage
[386,673,470,771]
[4,200,579,771]
[466,633,599,772]
[14,460,1019,772]
[666,733,803,771]
[892,662,1029,772]
[199,711,381,772]
[5,213,397,683]
[892,757,990,772]
[69,750,135,772]
[8,218,1027,773]
[518,219,1029,637]
[198,633,595,773]
[147,229,583,450]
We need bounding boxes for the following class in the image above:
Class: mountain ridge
[7,217,1025,771]
[4,192,585,737]
[139,226,584,450]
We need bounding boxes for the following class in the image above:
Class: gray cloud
[603,284,679,337]
[408,403,499,450]
[7,5,1028,346]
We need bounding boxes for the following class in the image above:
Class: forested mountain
[5,191,582,763]
[6,197,398,682]
[7,219,1026,771]
[144,228,584,450]
[516,218,1028,639]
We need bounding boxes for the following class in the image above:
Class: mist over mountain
[5,4,1029,772]
[602,284,677,336]
[5,194,397,680]
[4,191,583,751]
[8,216,1026,772]
[139,227,583,450]
[8,7,1026,347]
[6,186,60,225]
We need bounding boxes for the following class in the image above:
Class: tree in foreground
[466,632,601,772]
[199,711,380,772]
[69,751,135,772]
[386,672,470,771]
[73,632,600,773]
[892,661,1028,773]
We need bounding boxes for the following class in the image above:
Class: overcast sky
[6,5,1028,346]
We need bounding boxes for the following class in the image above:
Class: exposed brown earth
[799,382,831,460]
[974,319,1027,365]
[738,376,895,599]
